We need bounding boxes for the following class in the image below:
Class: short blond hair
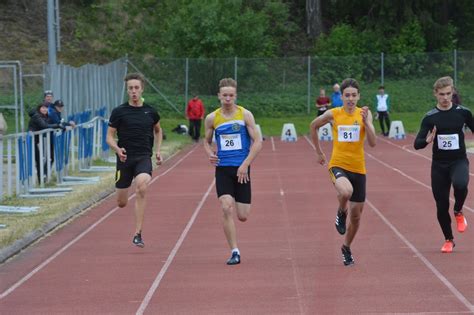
[433,76,453,91]
[219,78,237,89]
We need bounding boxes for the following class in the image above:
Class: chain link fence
[129,50,473,117]
[0,51,472,128]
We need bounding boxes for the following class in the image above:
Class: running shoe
[341,245,354,266]
[441,240,455,253]
[226,251,241,265]
[132,232,145,248]
[455,212,467,233]
[335,209,347,235]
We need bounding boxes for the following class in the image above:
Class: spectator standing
[43,90,54,106]
[47,100,76,165]
[375,85,391,136]
[315,88,331,116]
[186,95,205,142]
[28,102,61,183]
[331,83,343,108]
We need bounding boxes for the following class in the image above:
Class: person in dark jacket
[47,99,76,127]
[47,100,76,166]
[28,102,60,183]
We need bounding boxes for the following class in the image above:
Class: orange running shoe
[441,240,455,253]
[455,212,467,233]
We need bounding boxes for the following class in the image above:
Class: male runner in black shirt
[414,76,474,253]
[107,73,163,247]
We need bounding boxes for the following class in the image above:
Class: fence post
[307,56,311,114]
[234,56,238,82]
[185,58,189,112]
[453,49,457,86]
[381,52,384,86]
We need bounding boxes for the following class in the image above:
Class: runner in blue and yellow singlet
[309,78,377,266]
[203,78,262,266]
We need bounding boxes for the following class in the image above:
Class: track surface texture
[1,134,473,314]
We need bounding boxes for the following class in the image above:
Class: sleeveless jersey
[213,105,251,166]
[328,107,366,174]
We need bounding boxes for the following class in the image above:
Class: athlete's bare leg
[344,202,364,247]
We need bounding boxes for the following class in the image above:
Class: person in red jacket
[186,95,205,142]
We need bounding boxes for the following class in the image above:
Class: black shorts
[215,166,251,204]
[329,167,366,202]
[115,156,152,189]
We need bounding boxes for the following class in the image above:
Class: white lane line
[271,136,276,152]
[305,133,473,310]
[304,135,314,149]
[0,147,198,300]
[377,136,474,177]
[136,179,215,315]
[367,152,474,213]
[366,199,474,313]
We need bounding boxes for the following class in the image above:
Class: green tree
[166,0,293,58]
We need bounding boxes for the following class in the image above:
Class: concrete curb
[0,187,115,264]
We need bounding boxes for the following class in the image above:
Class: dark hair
[340,78,360,93]
[37,102,48,110]
[124,73,145,87]
[378,85,385,90]
[54,99,64,107]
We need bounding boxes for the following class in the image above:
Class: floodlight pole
[47,0,57,65]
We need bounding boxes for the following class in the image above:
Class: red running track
[0,135,473,314]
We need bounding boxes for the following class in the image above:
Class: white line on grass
[366,199,474,313]
[136,179,215,315]
[0,147,198,300]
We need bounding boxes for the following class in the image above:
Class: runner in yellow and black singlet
[310,78,377,266]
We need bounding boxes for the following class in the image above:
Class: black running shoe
[226,252,241,265]
[133,233,145,248]
[335,209,347,235]
[341,245,354,266]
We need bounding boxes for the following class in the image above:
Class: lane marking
[271,136,276,152]
[136,179,215,315]
[0,147,198,300]
[305,133,473,211]
[305,133,474,309]
[367,199,474,313]
[272,150,306,315]
[367,152,473,213]
[377,136,474,177]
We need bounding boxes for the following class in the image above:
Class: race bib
[338,125,360,142]
[220,134,242,151]
[437,134,459,150]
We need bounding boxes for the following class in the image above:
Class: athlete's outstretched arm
[309,110,333,165]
